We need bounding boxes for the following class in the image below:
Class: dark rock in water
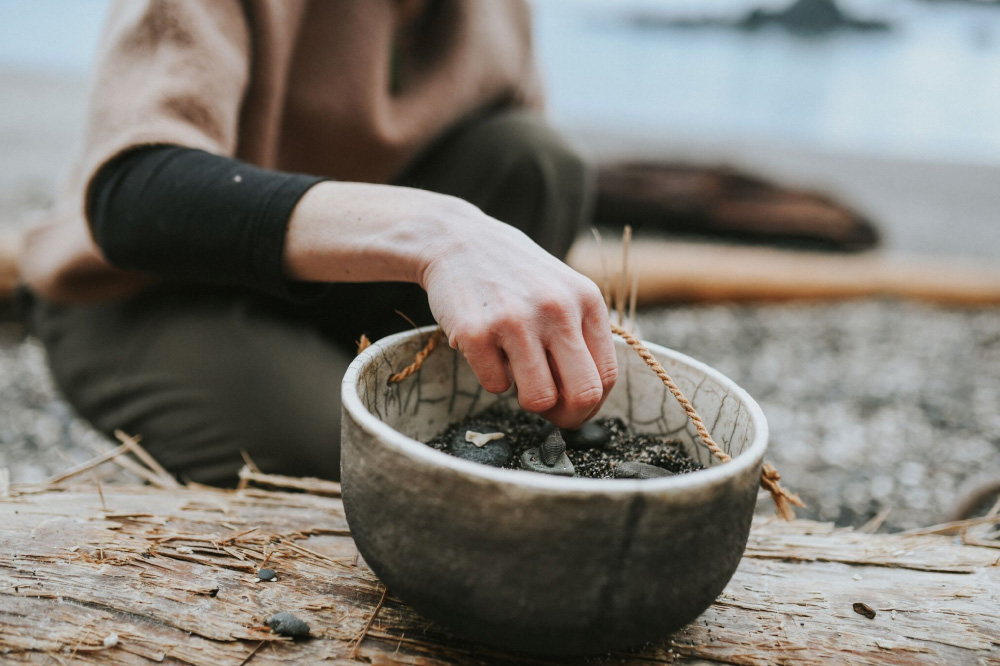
[563,422,611,450]
[450,429,512,467]
[521,448,575,477]
[630,0,891,37]
[539,429,567,465]
[257,568,276,581]
[614,461,674,480]
[268,611,310,637]
[739,0,890,36]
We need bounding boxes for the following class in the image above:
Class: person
[18,0,617,485]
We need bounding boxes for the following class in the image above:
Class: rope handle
[609,323,803,520]
[386,329,443,384]
[384,325,803,520]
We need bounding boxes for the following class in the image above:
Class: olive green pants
[29,111,592,485]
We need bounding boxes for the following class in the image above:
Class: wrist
[413,194,484,289]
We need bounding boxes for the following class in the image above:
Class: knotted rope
[382,324,803,520]
[386,329,443,384]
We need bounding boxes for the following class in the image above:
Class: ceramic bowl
[341,326,767,655]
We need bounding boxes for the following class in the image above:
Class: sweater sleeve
[75,0,252,200]
[87,145,328,301]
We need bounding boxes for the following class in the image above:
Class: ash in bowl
[425,406,703,479]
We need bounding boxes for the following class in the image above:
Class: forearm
[282,181,480,288]
[87,145,484,296]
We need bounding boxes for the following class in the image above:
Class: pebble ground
[637,300,1000,530]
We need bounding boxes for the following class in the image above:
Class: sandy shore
[1,68,998,530]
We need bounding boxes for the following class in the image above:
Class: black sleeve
[87,145,328,301]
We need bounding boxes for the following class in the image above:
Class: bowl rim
[342,326,769,495]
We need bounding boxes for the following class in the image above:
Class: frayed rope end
[760,462,805,521]
[356,334,372,356]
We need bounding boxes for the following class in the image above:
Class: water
[2,0,999,166]
[0,0,108,73]
[535,0,1000,165]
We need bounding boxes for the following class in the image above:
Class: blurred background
[1,0,998,530]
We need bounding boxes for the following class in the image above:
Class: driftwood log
[567,237,1000,306]
[1,481,998,665]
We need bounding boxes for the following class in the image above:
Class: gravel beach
[2,70,997,531]
[637,300,1000,530]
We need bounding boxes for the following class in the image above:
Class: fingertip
[599,361,618,392]
[541,406,585,430]
[482,374,513,395]
[466,348,511,395]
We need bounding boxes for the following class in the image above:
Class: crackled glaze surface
[355,329,755,467]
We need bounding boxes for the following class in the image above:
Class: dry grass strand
[350,586,388,660]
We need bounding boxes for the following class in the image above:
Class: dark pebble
[613,461,674,479]
[562,422,611,450]
[267,611,310,637]
[852,602,877,620]
[449,429,512,467]
[257,568,276,581]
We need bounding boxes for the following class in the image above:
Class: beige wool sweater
[21,0,542,302]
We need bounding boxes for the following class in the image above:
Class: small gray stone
[267,611,310,638]
[614,462,674,480]
[520,448,575,477]
[563,422,611,450]
[257,568,276,581]
[450,430,511,467]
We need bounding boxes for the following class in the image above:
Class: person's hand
[419,198,617,428]
[283,182,617,426]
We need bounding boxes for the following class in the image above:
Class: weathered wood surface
[1,484,998,665]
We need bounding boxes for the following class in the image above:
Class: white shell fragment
[103,633,119,648]
[465,431,505,448]
[177,546,194,554]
